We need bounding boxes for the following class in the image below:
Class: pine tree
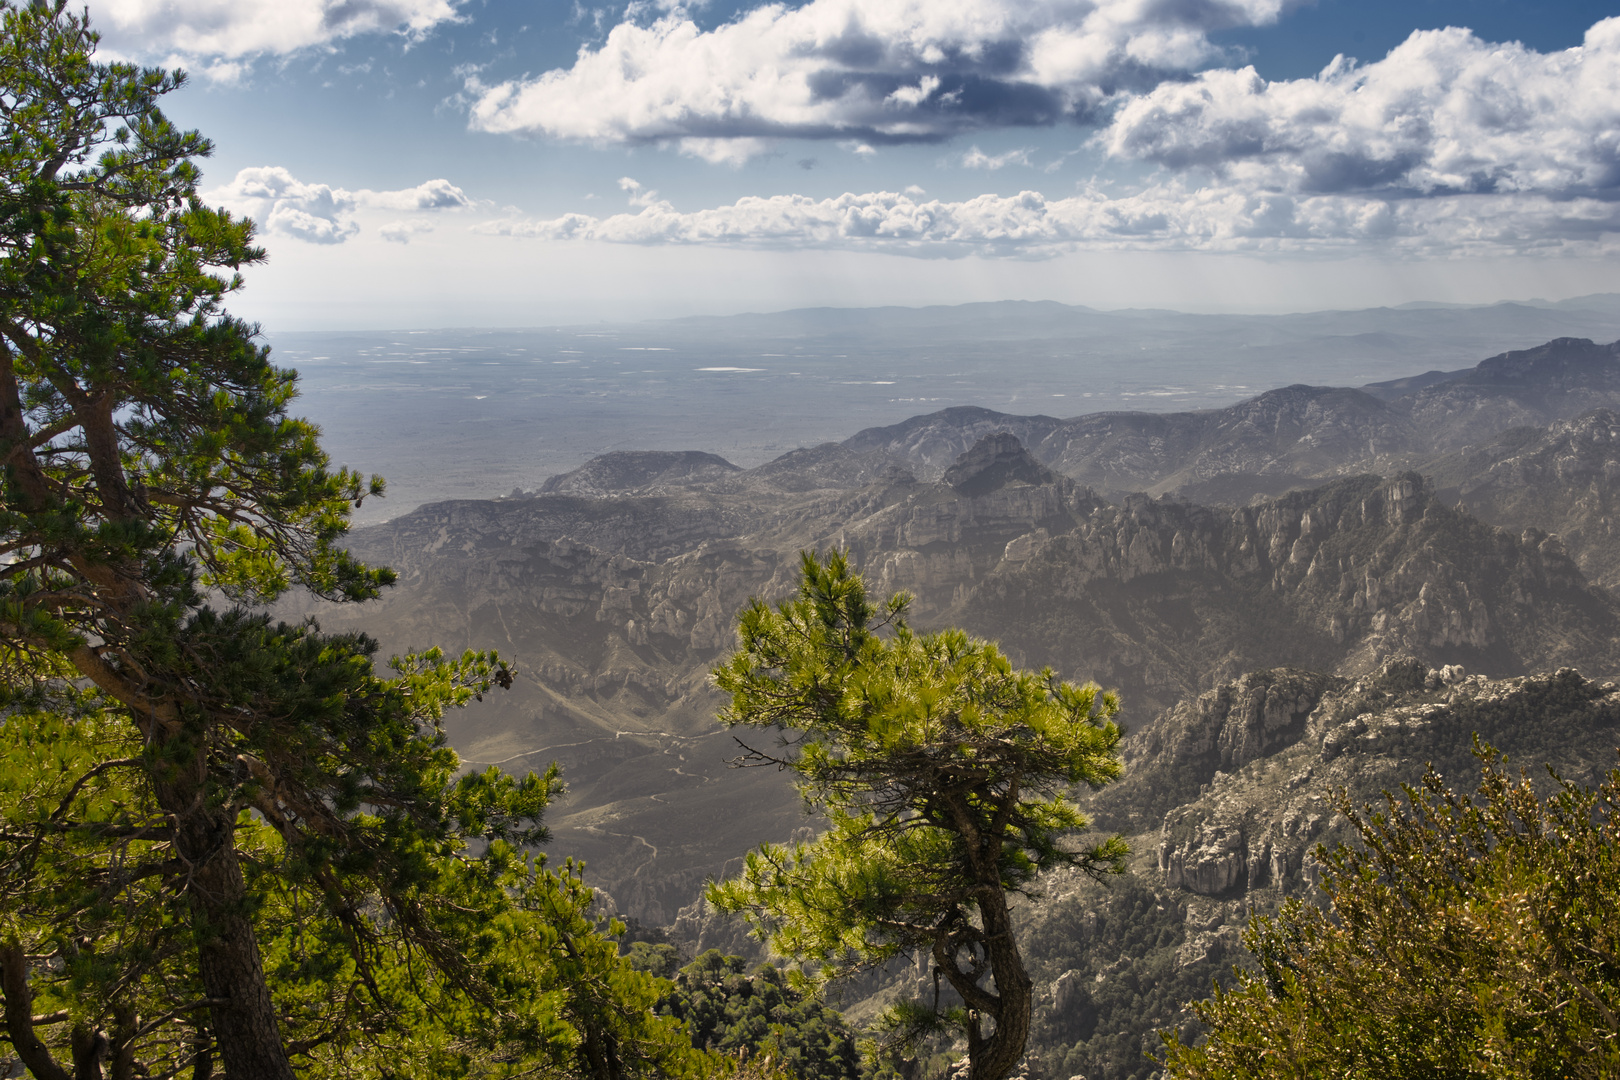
[0,5,698,1076]
[708,551,1128,1080]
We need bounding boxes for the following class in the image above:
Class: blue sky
[91,0,1620,327]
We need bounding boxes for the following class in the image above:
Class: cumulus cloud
[362,178,476,211]
[961,145,1032,169]
[472,182,1620,258]
[466,17,1620,259]
[618,177,662,207]
[211,167,358,245]
[205,167,472,244]
[465,0,1295,158]
[380,220,435,243]
[93,0,461,60]
[1102,17,1620,200]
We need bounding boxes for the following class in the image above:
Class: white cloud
[471,182,1620,258]
[887,75,942,108]
[962,145,1032,169]
[1102,18,1620,201]
[676,137,772,165]
[464,0,1296,158]
[466,16,1619,258]
[211,167,358,245]
[205,167,472,244]
[618,177,661,206]
[380,220,435,243]
[93,0,461,60]
[266,204,360,245]
[360,178,476,211]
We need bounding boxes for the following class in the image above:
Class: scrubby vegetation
[1163,745,1620,1078]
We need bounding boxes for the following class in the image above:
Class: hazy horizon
[273,294,1620,524]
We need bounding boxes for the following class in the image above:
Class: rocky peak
[1469,336,1620,388]
[941,432,1059,497]
[539,450,740,497]
[841,407,1067,481]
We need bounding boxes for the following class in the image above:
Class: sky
[86,0,1620,327]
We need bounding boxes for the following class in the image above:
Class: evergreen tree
[1161,744,1620,1079]
[708,551,1127,1080]
[0,5,698,1076]
[640,950,861,1080]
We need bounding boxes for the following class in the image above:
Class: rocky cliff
[950,471,1618,721]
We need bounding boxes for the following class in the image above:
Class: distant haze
[274,295,1620,523]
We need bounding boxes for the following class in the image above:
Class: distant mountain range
[291,327,1620,1079]
[281,293,1620,522]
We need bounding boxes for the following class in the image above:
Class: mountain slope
[1423,408,1620,590]
[309,437,1620,922]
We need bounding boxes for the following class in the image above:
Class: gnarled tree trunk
[156,747,295,1080]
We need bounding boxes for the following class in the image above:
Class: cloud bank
[475,184,1620,257]
[466,0,1294,160]
[478,18,1620,257]
[1103,18,1620,200]
[94,0,460,62]
[206,168,472,244]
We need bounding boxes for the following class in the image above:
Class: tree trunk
[110,1006,136,1080]
[1,940,71,1080]
[580,1023,625,1080]
[191,1025,214,1080]
[70,1023,106,1080]
[157,755,296,1080]
[965,887,1032,1080]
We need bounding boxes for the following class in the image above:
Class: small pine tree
[708,551,1127,1080]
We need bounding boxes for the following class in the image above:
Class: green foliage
[0,6,707,1076]
[708,551,1126,1080]
[0,665,705,1077]
[628,942,685,980]
[1162,744,1620,1079]
[650,951,861,1080]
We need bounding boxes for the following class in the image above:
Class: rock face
[941,431,1060,496]
[1096,669,1343,831]
[956,472,1618,723]
[979,660,1620,1080]
[1147,660,1620,900]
